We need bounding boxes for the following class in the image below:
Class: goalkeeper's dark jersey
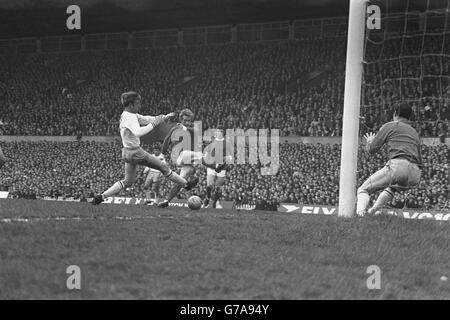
[367,120,422,165]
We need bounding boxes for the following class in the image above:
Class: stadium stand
[0,38,448,137]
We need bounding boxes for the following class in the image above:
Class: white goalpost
[338,0,368,217]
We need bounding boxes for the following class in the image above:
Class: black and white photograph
[0,0,449,304]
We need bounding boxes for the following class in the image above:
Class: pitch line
[0,214,180,224]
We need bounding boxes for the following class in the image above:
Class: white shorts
[359,158,421,193]
[176,150,204,167]
[207,167,226,178]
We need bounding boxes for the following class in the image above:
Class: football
[187,195,202,210]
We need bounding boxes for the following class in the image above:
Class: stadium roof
[0,0,439,39]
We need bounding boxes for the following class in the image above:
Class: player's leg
[0,147,6,169]
[212,173,225,208]
[144,172,154,204]
[204,168,217,207]
[157,151,200,208]
[92,147,145,205]
[159,165,195,208]
[356,164,394,216]
[137,148,197,190]
[92,148,196,206]
[368,160,421,214]
[178,150,226,172]
[184,149,226,172]
[170,165,195,202]
[91,162,137,205]
[367,187,396,215]
[152,172,163,205]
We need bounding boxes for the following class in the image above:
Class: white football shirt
[119,111,155,148]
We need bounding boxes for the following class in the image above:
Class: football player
[356,103,422,216]
[203,125,228,208]
[157,108,226,208]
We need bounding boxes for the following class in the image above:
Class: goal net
[340,0,450,216]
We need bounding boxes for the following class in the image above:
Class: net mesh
[358,0,450,211]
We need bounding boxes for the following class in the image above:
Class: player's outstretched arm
[133,113,175,138]
[132,121,159,138]
[136,114,155,126]
[137,112,175,125]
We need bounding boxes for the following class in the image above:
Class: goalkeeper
[356,103,422,216]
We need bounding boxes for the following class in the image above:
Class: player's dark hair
[394,103,414,121]
[216,124,225,136]
[121,91,141,108]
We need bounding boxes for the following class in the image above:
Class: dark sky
[0,0,342,10]
[0,0,437,39]
[0,0,352,38]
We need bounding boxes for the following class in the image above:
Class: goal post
[338,0,368,218]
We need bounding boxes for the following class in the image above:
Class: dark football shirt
[367,120,422,165]
[162,124,199,153]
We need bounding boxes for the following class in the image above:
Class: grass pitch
[0,199,449,300]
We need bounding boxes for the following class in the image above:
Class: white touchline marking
[0,214,181,224]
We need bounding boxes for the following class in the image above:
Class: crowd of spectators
[0,140,448,210]
[0,35,448,138]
